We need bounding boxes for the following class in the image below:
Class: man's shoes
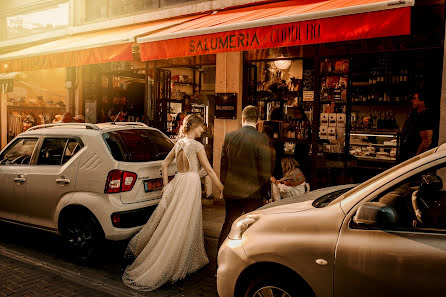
[206,194,214,200]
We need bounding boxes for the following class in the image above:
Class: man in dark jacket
[217,105,271,250]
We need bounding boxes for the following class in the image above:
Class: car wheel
[241,271,306,297]
[60,213,104,262]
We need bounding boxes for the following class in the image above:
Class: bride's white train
[123,115,223,291]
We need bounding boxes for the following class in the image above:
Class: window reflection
[85,0,197,22]
[7,3,69,39]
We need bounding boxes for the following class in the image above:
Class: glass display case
[349,130,400,163]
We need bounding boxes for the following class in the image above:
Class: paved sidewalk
[202,202,225,239]
[0,254,112,297]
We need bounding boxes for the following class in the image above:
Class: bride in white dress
[122,114,224,291]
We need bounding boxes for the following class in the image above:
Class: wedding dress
[122,137,209,291]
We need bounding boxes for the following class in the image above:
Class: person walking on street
[123,114,224,291]
[401,91,434,161]
[217,105,271,251]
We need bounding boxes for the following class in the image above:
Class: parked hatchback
[0,122,176,259]
[218,145,446,297]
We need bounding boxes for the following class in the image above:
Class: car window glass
[37,138,68,165]
[330,148,436,207]
[0,138,38,165]
[103,129,173,162]
[62,139,82,165]
[147,130,175,159]
[359,161,446,231]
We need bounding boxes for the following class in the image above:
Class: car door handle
[56,178,71,185]
[14,177,26,183]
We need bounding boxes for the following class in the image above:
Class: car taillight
[122,171,137,192]
[105,170,137,193]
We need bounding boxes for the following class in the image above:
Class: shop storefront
[135,0,445,192]
[0,0,444,193]
[0,68,68,148]
[0,15,201,148]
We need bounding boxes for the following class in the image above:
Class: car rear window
[102,129,174,162]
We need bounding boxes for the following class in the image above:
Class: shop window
[159,0,196,8]
[6,3,69,39]
[86,0,109,22]
[85,0,197,21]
[109,0,159,18]
[0,138,38,165]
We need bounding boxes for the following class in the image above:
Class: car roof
[20,122,161,136]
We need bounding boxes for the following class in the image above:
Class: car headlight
[228,215,260,240]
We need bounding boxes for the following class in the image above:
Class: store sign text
[271,23,321,44]
[139,7,411,61]
[188,23,321,54]
[190,33,260,53]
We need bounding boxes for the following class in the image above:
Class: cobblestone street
[0,204,224,297]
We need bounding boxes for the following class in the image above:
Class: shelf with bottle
[350,89,410,105]
[365,69,409,85]
[280,119,312,141]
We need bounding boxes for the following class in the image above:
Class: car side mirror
[353,202,398,228]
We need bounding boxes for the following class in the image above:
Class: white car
[0,122,176,259]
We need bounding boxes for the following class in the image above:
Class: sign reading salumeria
[140,8,411,61]
[215,93,237,119]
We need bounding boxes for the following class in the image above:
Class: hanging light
[274,59,291,70]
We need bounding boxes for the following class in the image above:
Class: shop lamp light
[3,64,8,70]
[274,59,291,70]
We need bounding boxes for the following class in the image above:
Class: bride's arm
[162,147,176,187]
[197,148,224,190]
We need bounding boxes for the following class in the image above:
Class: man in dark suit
[217,105,271,250]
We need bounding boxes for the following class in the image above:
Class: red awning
[0,15,199,73]
[137,0,414,61]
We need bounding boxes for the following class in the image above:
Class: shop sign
[303,91,314,102]
[140,8,410,61]
[215,93,237,119]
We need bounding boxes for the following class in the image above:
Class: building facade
[0,0,445,194]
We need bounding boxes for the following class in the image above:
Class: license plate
[144,176,174,193]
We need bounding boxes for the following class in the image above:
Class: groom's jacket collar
[242,125,257,131]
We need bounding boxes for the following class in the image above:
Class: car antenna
[112,112,121,125]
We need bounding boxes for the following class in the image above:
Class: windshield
[312,187,354,208]
[103,129,174,162]
[327,148,436,207]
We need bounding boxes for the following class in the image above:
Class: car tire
[59,212,104,262]
[241,271,308,297]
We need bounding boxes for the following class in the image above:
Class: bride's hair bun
[179,114,203,137]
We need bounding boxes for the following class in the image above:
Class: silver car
[0,122,176,259]
[218,145,446,297]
